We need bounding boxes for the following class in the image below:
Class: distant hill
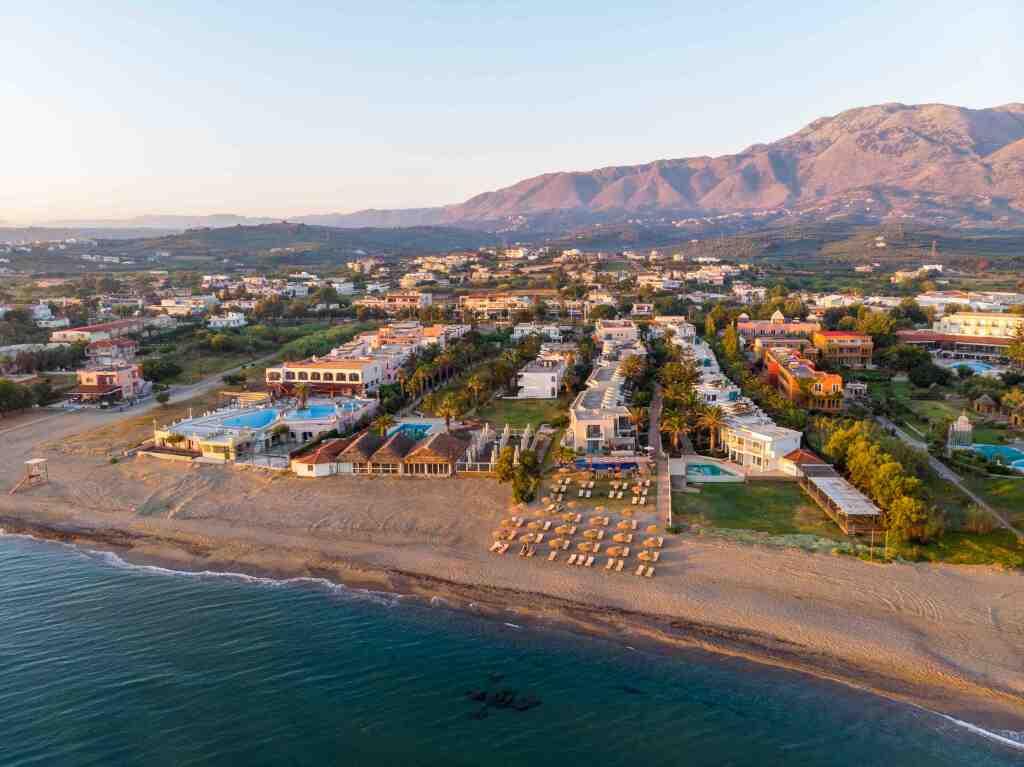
[315,102,1024,230]
[110,222,498,262]
[47,214,278,230]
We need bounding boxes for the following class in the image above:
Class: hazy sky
[2,1,1020,223]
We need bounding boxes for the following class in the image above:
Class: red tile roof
[783,448,826,465]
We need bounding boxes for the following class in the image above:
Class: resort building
[751,336,818,362]
[650,316,697,343]
[208,311,248,329]
[50,318,145,344]
[373,321,469,350]
[155,397,377,462]
[736,310,820,342]
[896,311,1023,364]
[354,291,432,315]
[565,361,635,454]
[70,339,147,405]
[811,331,873,369]
[764,347,844,412]
[516,356,567,399]
[593,319,639,345]
[512,322,565,342]
[457,293,534,320]
[265,357,385,397]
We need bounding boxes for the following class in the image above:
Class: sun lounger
[567,554,577,565]
[650,551,660,562]
[645,567,654,578]
[577,556,587,567]
[631,496,638,505]
[635,564,645,576]
[621,547,630,557]
[534,534,544,543]
[605,558,615,571]
[562,540,570,550]
[615,559,625,572]
[489,542,501,552]
[657,537,665,547]
[527,547,536,558]
[585,556,595,567]
[498,543,510,554]
[543,521,551,531]
[577,489,584,498]
[548,551,558,561]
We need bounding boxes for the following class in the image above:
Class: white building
[516,357,567,399]
[208,312,248,329]
[512,322,564,342]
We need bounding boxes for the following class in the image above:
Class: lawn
[963,475,1024,528]
[172,352,261,384]
[477,396,570,429]
[900,530,1024,569]
[671,482,846,541]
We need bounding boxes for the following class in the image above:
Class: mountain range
[40,102,1024,233]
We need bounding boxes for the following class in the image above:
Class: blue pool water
[952,360,994,374]
[972,444,1024,471]
[687,462,739,477]
[574,459,639,471]
[222,409,278,429]
[0,534,1020,766]
[390,422,434,440]
[287,405,336,420]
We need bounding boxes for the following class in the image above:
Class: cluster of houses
[897,311,1024,367]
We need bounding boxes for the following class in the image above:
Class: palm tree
[697,406,725,454]
[435,394,462,432]
[627,405,648,450]
[372,413,396,436]
[619,355,646,382]
[465,374,488,406]
[660,411,691,456]
[294,382,310,411]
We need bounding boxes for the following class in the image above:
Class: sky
[2,1,1021,223]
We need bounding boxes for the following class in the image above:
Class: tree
[435,394,462,432]
[886,495,930,543]
[660,411,691,455]
[142,357,183,383]
[697,406,725,453]
[155,392,170,406]
[722,325,740,358]
[465,373,488,406]
[371,413,396,436]
[1008,325,1024,370]
[294,382,310,411]
[494,445,516,482]
[704,314,717,338]
[619,354,645,382]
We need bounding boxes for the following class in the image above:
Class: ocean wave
[0,529,401,608]
[939,715,1024,752]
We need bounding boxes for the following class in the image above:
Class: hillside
[314,102,1024,231]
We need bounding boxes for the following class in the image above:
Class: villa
[154,396,377,462]
[69,337,148,405]
[208,311,248,330]
[811,331,873,369]
[764,347,844,412]
[565,361,635,454]
[593,319,639,345]
[50,318,145,344]
[516,356,567,399]
[354,290,432,315]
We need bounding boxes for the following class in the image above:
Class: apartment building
[458,293,533,320]
[593,319,639,345]
[516,357,567,399]
[354,291,432,316]
[736,310,821,341]
[50,318,145,344]
[266,358,384,397]
[811,331,874,369]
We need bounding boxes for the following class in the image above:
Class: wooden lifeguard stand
[9,458,49,495]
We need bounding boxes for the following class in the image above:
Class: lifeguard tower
[9,458,49,495]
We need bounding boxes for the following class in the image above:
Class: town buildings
[896,311,1024,364]
[354,291,432,315]
[69,338,147,404]
[208,312,248,329]
[50,318,145,344]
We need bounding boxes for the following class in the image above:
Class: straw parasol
[555,525,573,536]
[527,521,543,530]
[646,525,659,533]
[621,508,634,517]
[561,512,577,522]
[549,538,567,549]
[583,529,601,540]
[500,519,516,528]
[612,532,631,543]
[606,546,623,557]
[577,541,595,552]
[638,550,655,562]
[616,521,632,531]
[642,538,660,548]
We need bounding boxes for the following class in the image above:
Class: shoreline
[3,512,1023,738]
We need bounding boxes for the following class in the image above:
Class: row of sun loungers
[635,565,655,577]
[565,554,595,567]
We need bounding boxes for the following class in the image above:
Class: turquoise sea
[1,533,1021,766]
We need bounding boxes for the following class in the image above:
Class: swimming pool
[390,423,434,441]
[971,443,1024,471]
[222,409,278,430]
[287,405,336,420]
[686,463,739,477]
[950,360,994,374]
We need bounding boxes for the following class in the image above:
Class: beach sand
[3,409,1024,730]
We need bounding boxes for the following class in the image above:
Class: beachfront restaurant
[798,464,882,535]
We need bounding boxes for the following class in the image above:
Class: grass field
[671,482,846,541]
[963,475,1024,528]
[477,396,570,429]
[903,530,1024,569]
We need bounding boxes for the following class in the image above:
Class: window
[268,372,281,382]
[298,372,308,381]
[310,372,321,381]
[285,371,295,380]
[349,373,360,382]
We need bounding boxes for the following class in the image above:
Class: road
[875,415,1023,540]
[650,385,673,526]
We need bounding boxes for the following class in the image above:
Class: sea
[1,532,1021,767]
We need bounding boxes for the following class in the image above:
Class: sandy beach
[3,408,1024,731]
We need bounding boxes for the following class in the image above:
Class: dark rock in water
[489,689,517,709]
[488,672,505,683]
[512,694,541,712]
[468,707,489,720]
[619,685,644,695]
[466,690,488,702]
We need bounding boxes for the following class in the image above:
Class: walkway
[650,385,673,526]
[876,415,1024,541]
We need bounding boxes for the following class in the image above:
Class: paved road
[650,385,673,526]
[876,415,1023,540]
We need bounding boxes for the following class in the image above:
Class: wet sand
[3,409,1024,731]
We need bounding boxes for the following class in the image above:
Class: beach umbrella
[617,521,632,531]
[638,551,654,562]
[500,519,515,527]
[583,529,601,540]
[643,538,659,548]
[588,517,604,526]
[527,521,542,530]
[646,525,659,533]
[577,542,594,552]
[622,508,634,517]
[520,533,540,544]
[606,546,622,557]
[555,525,572,535]
[548,538,566,549]
[612,533,631,543]
[560,512,576,522]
